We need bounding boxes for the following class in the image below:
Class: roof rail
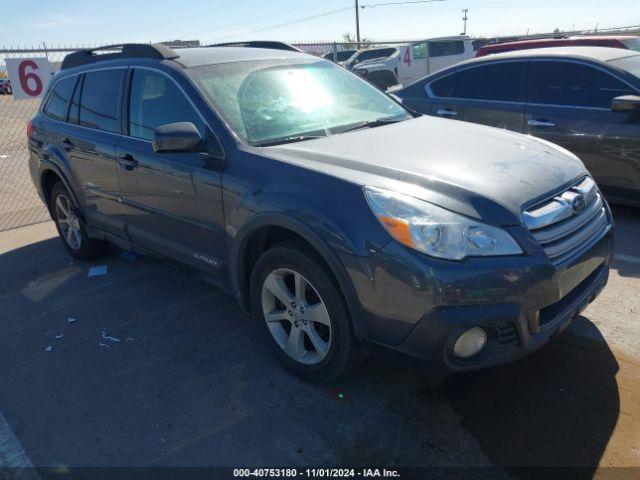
[61,43,179,70]
[208,41,302,53]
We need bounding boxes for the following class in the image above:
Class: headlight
[364,186,522,260]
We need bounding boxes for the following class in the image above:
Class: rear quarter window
[43,76,76,122]
[78,69,125,133]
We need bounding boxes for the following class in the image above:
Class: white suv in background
[352,36,474,90]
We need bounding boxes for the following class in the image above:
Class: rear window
[323,51,355,62]
[429,40,465,58]
[622,38,640,51]
[353,48,397,64]
[43,76,76,122]
[429,62,525,102]
[78,69,125,133]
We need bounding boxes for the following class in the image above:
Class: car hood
[261,116,589,226]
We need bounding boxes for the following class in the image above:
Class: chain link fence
[0,48,74,231]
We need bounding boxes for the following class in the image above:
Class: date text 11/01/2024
[233,469,401,478]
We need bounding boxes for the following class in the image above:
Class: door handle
[61,138,74,152]
[528,119,556,128]
[117,154,139,171]
[436,108,458,117]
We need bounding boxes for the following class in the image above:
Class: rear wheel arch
[232,215,367,339]
[40,165,80,215]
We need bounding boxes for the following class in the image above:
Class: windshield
[622,38,640,52]
[609,55,640,81]
[190,59,409,145]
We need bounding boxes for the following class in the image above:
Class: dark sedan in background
[393,47,640,206]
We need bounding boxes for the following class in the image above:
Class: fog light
[453,327,487,358]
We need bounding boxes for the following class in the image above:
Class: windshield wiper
[332,116,410,135]
[254,135,326,147]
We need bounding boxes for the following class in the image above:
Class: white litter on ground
[45,346,52,352]
[55,334,64,339]
[98,342,109,349]
[101,331,121,342]
[68,317,77,323]
[88,265,109,277]
[0,155,9,159]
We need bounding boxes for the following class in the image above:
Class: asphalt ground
[0,205,639,479]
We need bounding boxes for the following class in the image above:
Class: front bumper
[340,220,613,376]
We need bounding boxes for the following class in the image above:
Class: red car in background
[476,35,640,57]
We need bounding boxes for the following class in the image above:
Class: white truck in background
[351,36,475,90]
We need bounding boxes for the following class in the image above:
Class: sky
[0,0,639,48]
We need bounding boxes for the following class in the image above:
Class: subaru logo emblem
[571,194,586,213]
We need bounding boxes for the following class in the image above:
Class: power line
[210,6,355,41]
[210,0,339,35]
[360,0,447,8]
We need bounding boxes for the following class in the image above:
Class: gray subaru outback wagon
[27,43,613,383]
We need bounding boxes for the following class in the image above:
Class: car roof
[170,47,314,68]
[468,46,640,64]
[483,35,637,48]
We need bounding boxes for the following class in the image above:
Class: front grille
[522,177,610,265]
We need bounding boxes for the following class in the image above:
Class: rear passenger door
[57,68,127,237]
[426,61,527,132]
[524,60,640,201]
[116,68,226,275]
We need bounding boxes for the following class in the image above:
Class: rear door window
[528,61,635,108]
[128,69,205,141]
[78,69,125,133]
[429,62,526,102]
[43,76,76,122]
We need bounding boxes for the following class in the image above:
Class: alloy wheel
[261,268,332,365]
[55,194,82,250]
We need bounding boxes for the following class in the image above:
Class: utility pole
[462,8,468,35]
[355,0,361,48]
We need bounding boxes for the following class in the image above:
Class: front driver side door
[116,68,227,276]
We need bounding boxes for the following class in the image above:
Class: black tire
[250,240,359,384]
[50,181,107,261]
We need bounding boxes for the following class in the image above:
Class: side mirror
[611,95,640,113]
[152,122,201,153]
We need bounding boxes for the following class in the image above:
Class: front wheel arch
[231,215,368,339]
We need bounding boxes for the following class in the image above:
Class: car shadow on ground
[0,235,622,476]
[441,317,619,478]
[610,205,640,279]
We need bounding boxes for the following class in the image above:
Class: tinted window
[79,69,124,133]
[622,38,640,51]
[129,69,205,141]
[43,76,76,122]
[353,48,397,65]
[529,61,635,108]
[413,42,427,59]
[430,62,524,102]
[323,51,355,62]
[429,40,465,58]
